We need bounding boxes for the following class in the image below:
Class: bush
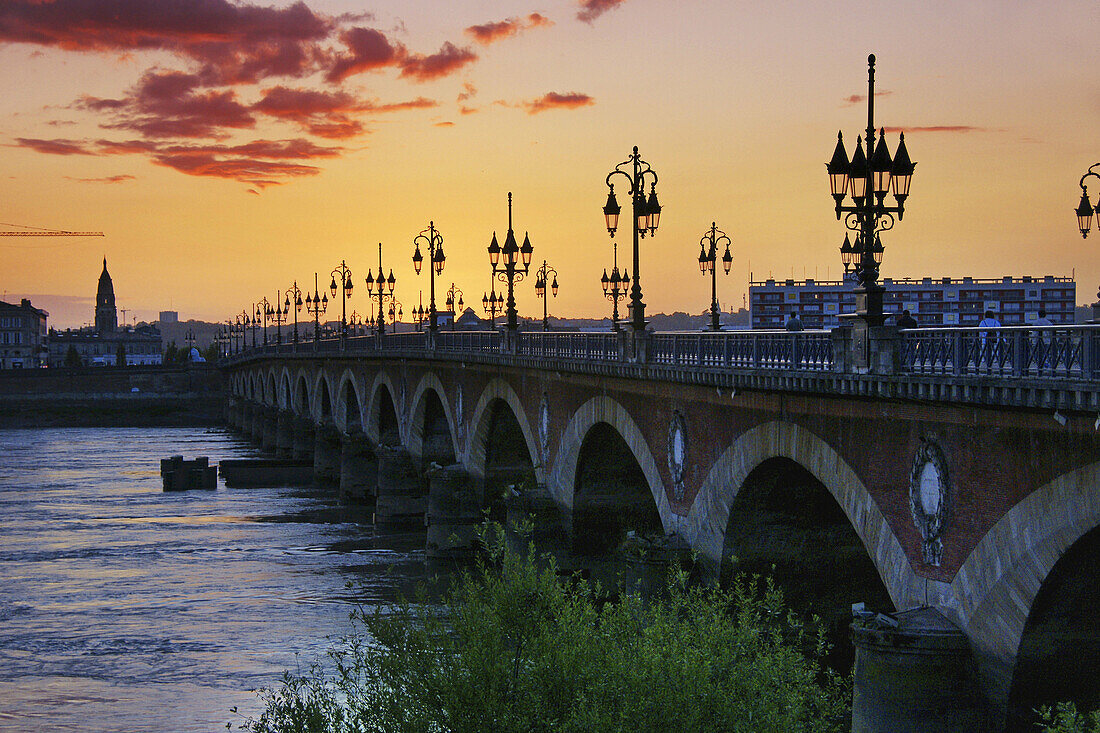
[235,525,850,733]
[1038,703,1100,732]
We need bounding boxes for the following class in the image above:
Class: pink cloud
[325,26,404,82]
[577,0,627,23]
[465,13,553,45]
[399,42,477,82]
[524,91,595,114]
[14,137,93,155]
[65,174,136,183]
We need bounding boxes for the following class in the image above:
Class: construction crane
[0,222,103,237]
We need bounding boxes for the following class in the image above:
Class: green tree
[237,525,849,733]
[63,344,82,368]
[163,340,181,365]
[115,341,127,367]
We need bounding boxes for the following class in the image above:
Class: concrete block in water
[161,455,216,491]
[426,465,482,559]
[218,458,314,488]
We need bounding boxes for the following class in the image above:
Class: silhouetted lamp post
[600,239,630,332]
[482,286,502,327]
[1075,163,1100,238]
[412,223,446,332]
[304,273,328,351]
[603,146,661,331]
[826,54,915,326]
[697,222,733,332]
[445,283,464,330]
[286,282,303,349]
[533,260,558,331]
[388,300,403,331]
[488,192,534,332]
[329,260,354,348]
[270,292,288,346]
[365,242,397,337]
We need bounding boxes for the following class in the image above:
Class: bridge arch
[464,378,542,486]
[365,371,402,445]
[947,459,1100,727]
[685,419,914,609]
[549,395,672,530]
[293,371,311,418]
[278,370,292,410]
[335,369,364,434]
[407,372,458,465]
[312,371,335,423]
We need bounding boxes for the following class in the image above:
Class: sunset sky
[1,0,1098,328]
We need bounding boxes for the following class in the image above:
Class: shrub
[1038,703,1100,732]
[235,525,849,733]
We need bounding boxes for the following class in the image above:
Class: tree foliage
[63,344,82,368]
[235,525,849,733]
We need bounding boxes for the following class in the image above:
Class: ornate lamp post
[600,239,630,331]
[697,223,733,331]
[256,298,273,347]
[236,312,249,352]
[413,291,426,332]
[482,285,502,328]
[826,54,916,326]
[412,222,446,333]
[487,192,534,332]
[1075,163,1100,238]
[365,242,397,337]
[445,283,464,330]
[285,282,303,349]
[388,300,403,331]
[270,292,288,346]
[533,260,558,331]
[247,305,259,348]
[184,327,196,353]
[348,310,364,336]
[329,260,354,347]
[304,273,328,351]
[602,146,661,331]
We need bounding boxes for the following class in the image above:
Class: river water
[0,427,432,732]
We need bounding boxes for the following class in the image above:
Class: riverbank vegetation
[235,525,849,733]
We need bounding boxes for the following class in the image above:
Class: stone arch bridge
[222,325,1100,730]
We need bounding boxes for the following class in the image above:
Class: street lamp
[329,260,354,347]
[185,327,195,353]
[304,272,328,350]
[365,242,397,337]
[1075,163,1100,238]
[270,292,288,346]
[600,239,630,332]
[413,291,425,332]
[412,222,446,332]
[388,300,403,331]
[248,305,259,348]
[286,281,303,350]
[488,192,534,332]
[826,53,916,326]
[236,312,249,353]
[348,310,364,336]
[697,222,733,331]
[603,146,661,331]
[445,283,464,330]
[482,284,502,328]
[533,260,558,331]
[256,298,272,348]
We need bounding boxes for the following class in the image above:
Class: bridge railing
[900,325,1100,379]
[519,331,622,361]
[435,330,501,352]
[383,331,429,350]
[651,330,834,370]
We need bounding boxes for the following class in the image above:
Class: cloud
[325,26,404,82]
[457,82,477,102]
[253,86,436,138]
[883,125,984,134]
[0,0,333,85]
[399,42,477,82]
[14,137,94,155]
[65,174,136,183]
[842,90,892,106]
[79,70,255,138]
[434,121,454,127]
[150,149,321,187]
[523,91,595,114]
[577,0,628,23]
[465,13,553,45]
[459,105,479,115]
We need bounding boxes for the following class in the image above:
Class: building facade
[48,259,162,367]
[0,299,49,369]
[749,275,1076,330]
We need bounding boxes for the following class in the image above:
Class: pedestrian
[785,313,804,331]
[978,309,1001,370]
[897,309,918,329]
[1033,307,1053,371]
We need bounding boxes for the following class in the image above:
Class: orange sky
[1,0,1098,328]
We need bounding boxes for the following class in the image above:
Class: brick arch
[548,395,673,530]
[335,368,365,434]
[464,378,544,486]
[365,370,401,445]
[944,459,1100,724]
[249,372,258,401]
[684,419,915,610]
[406,372,458,463]
[278,369,292,411]
[292,370,312,418]
[311,370,335,423]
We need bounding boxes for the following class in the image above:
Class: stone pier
[339,432,377,503]
[313,420,341,487]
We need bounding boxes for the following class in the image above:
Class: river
[0,427,432,732]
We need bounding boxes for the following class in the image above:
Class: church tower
[95,257,117,333]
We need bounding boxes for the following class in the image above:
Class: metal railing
[520,331,621,361]
[652,331,833,371]
[900,325,1100,379]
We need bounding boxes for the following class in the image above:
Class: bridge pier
[275,409,293,458]
[375,446,426,527]
[339,432,377,503]
[249,403,265,445]
[426,465,481,559]
[261,407,278,453]
[291,417,314,461]
[223,397,238,430]
[313,420,341,487]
